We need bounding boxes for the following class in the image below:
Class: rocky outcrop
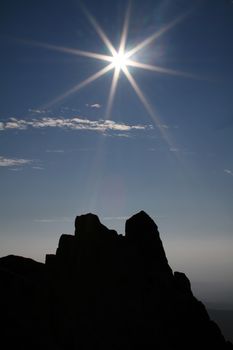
[0,256,53,350]
[1,212,232,349]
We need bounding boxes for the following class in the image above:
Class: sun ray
[105,67,121,119]
[45,63,114,108]
[122,66,174,148]
[118,0,131,55]
[27,2,195,152]
[125,12,189,59]
[127,60,198,79]
[104,1,132,119]
[80,3,117,56]
[22,40,113,63]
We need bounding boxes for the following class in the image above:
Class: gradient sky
[0,0,233,305]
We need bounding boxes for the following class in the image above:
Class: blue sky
[0,0,233,305]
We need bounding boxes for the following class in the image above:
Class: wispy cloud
[159,124,169,129]
[85,103,101,109]
[169,147,195,155]
[32,166,44,170]
[113,133,132,138]
[0,117,152,135]
[28,108,48,114]
[46,149,65,153]
[159,124,179,130]
[224,169,233,176]
[34,217,72,223]
[86,103,102,109]
[169,147,179,152]
[91,103,101,108]
[103,216,128,221]
[0,156,32,167]
[8,168,23,172]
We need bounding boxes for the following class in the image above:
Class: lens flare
[30,2,194,148]
[111,52,129,70]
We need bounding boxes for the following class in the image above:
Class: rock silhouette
[0,211,232,349]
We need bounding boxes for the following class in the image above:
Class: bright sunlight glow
[111,51,129,70]
[34,1,193,150]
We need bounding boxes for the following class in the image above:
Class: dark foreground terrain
[208,309,233,344]
[0,211,232,349]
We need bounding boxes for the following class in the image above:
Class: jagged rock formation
[0,211,232,349]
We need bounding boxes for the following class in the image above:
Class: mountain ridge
[0,211,232,349]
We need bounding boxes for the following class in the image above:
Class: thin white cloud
[169,147,179,152]
[158,124,179,130]
[0,117,151,134]
[114,133,132,138]
[159,124,169,129]
[169,147,195,155]
[0,156,32,167]
[9,168,23,172]
[28,108,48,114]
[90,103,101,108]
[85,103,101,108]
[3,119,27,130]
[224,169,233,176]
[46,149,65,153]
[34,217,72,223]
[32,166,44,170]
[103,216,128,221]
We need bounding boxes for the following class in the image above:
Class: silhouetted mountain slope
[208,309,233,344]
[1,211,232,349]
[0,255,53,349]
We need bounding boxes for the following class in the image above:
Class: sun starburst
[29,2,193,147]
[111,52,129,70]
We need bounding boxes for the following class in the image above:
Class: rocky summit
[0,211,232,349]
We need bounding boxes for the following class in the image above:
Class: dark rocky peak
[75,213,102,236]
[49,211,171,275]
[125,211,169,267]
[75,213,117,240]
[48,213,119,270]
[125,210,159,241]
[56,234,75,261]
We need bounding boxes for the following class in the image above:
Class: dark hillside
[1,211,232,349]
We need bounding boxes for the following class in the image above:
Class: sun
[111,51,129,70]
[33,2,192,147]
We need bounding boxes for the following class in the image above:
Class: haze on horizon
[0,0,233,306]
